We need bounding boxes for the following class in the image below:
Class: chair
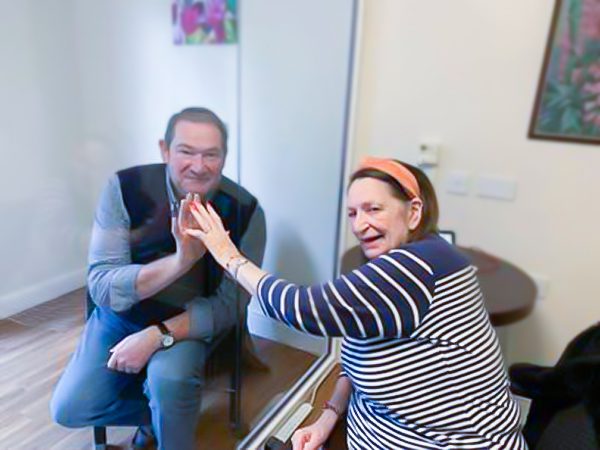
[533,403,597,450]
[509,323,600,449]
[85,291,257,450]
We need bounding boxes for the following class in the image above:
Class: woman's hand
[185,200,240,269]
[186,199,267,296]
[291,410,337,450]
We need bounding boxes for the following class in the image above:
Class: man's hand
[133,195,206,301]
[172,194,206,269]
[107,326,162,374]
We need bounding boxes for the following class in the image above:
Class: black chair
[510,323,600,449]
[533,403,598,450]
[85,291,253,450]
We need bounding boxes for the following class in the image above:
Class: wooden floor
[0,289,317,449]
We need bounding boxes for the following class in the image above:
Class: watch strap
[156,321,171,336]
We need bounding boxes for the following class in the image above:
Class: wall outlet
[418,139,441,167]
[530,273,550,301]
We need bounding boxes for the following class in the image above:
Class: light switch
[476,175,517,201]
[444,170,470,196]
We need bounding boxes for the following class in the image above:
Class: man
[50,107,266,450]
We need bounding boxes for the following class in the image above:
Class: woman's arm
[186,201,434,339]
[185,201,266,293]
[291,375,353,450]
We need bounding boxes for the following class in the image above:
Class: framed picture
[172,0,237,45]
[529,0,600,144]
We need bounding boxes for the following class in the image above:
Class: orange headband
[357,156,421,200]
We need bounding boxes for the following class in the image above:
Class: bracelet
[224,253,240,268]
[226,254,249,280]
[322,400,341,417]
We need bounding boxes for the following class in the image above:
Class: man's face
[160,120,226,197]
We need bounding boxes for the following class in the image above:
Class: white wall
[0,0,86,316]
[0,0,238,317]
[348,0,600,365]
[72,0,239,179]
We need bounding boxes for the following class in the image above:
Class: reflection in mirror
[0,0,355,449]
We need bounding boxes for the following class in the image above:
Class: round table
[340,245,536,327]
[458,246,536,326]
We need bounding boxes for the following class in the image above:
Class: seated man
[50,107,266,450]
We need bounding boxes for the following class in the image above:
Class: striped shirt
[257,234,526,449]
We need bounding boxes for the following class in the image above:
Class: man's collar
[165,167,178,204]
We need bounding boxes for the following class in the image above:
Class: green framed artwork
[529,0,600,144]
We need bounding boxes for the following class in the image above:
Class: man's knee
[145,371,203,412]
[50,371,108,428]
[145,341,207,414]
[50,390,87,428]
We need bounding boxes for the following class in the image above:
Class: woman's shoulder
[391,234,471,279]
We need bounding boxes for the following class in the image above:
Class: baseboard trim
[248,308,326,356]
[0,268,86,319]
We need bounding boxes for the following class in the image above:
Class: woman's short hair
[349,161,439,242]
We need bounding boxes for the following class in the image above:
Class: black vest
[115,163,257,327]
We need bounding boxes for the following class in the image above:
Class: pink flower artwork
[171,0,237,45]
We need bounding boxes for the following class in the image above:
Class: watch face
[162,334,175,347]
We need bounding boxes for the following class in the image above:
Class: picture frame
[529,0,600,144]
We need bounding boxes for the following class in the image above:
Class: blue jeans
[50,307,207,450]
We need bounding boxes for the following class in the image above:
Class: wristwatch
[156,322,175,348]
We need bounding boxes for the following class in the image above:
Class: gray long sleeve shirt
[87,172,266,340]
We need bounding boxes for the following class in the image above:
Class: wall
[0,0,238,317]
[72,0,239,178]
[0,0,85,316]
[347,0,600,365]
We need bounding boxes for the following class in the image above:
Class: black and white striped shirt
[257,234,526,449]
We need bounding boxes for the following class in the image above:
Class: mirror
[0,0,356,448]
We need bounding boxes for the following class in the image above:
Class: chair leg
[93,426,107,450]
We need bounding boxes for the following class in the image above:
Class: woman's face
[347,177,422,259]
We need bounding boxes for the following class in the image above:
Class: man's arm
[87,174,142,311]
[134,197,206,300]
[88,175,204,311]
[88,175,204,374]
[106,198,266,373]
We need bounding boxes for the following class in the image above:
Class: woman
[185,157,526,449]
